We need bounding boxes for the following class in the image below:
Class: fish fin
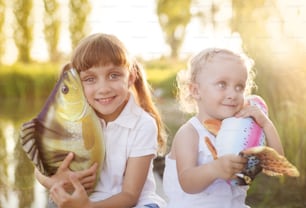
[234,154,263,185]
[203,119,221,136]
[241,146,300,177]
[81,114,96,150]
[19,119,47,175]
[205,137,218,160]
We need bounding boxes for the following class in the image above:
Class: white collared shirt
[90,94,166,207]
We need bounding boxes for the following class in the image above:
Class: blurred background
[0,0,305,207]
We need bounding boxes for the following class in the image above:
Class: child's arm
[94,154,154,207]
[50,154,154,208]
[171,122,247,194]
[235,105,284,155]
[35,152,98,194]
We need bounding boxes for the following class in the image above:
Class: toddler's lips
[222,103,237,108]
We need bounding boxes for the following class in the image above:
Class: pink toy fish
[215,95,267,156]
[203,95,299,185]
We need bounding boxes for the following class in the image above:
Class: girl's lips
[96,96,115,105]
[222,103,237,107]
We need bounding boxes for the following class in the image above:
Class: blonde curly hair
[176,48,256,114]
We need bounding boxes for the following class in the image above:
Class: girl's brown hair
[71,33,167,154]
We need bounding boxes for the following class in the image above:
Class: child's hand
[235,105,270,128]
[75,162,98,194]
[35,152,75,190]
[35,152,98,194]
[213,154,247,180]
[50,174,92,208]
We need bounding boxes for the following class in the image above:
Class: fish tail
[19,119,46,175]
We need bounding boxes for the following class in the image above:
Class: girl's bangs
[72,34,129,72]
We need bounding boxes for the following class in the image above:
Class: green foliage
[13,0,33,63]
[69,0,91,49]
[144,58,186,98]
[0,63,60,100]
[156,0,192,58]
[43,0,61,62]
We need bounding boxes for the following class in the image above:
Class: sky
[2,0,243,64]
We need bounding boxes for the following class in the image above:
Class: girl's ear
[128,69,136,88]
[189,83,201,100]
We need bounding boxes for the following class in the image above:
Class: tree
[156,0,192,58]
[0,0,5,64]
[13,0,33,63]
[231,0,306,190]
[69,0,91,49]
[192,0,220,36]
[43,0,61,62]
[230,0,272,58]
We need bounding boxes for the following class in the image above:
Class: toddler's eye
[235,84,245,92]
[217,81,226,89]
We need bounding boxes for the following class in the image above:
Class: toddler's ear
[189,83,201,100]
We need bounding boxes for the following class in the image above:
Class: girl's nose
[97,80,110,94]
[226,88,237,100]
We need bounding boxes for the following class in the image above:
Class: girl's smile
[80,63,134,122]
[95,96,116,105]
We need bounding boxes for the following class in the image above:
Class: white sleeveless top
[163,117,250,208]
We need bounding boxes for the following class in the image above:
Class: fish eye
[61,85,69,94]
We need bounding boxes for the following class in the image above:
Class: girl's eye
[82,76,95,83]
[109,73,120,80]
[235,84,245,92]
[217,81,226,89]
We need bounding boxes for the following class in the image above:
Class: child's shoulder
[174,120,198,142]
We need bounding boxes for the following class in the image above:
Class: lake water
[0,99,49,207]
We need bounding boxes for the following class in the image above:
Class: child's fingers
[235,105,258,118]
[77,162,98,178]
[58,152,74,171]
[81,176,96,189]
[70,174,85,192]
[50,182,70,205]
[80,173,96,184]
[231,155,247,172]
